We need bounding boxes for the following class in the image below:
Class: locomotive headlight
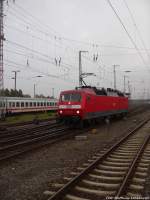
[76,110,80,114]
[59,110,63,114]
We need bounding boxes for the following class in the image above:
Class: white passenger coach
[0,96,58,116]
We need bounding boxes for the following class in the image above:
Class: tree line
[0,88,55,99]
[0,88,31,97]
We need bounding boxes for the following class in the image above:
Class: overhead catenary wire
[4,59,76,84]
[106,0,150,71]
[4,0,150,98]
[5,1,150,52]
[5,39,75,70]
[123,0,150,62]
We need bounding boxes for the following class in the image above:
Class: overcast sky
[3,0,150,98]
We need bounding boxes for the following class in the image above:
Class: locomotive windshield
[61,93,81,102]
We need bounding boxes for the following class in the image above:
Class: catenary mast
[0,0,5,118]
[0,0,5,92]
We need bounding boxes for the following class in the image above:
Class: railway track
[0,123,71,161]
[45,118,150,200]
[0,121,60,140]
[0,119,56,133]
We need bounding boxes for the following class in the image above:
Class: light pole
[12,70,20,90]
[123,70,131,94]
[34,83,36,98]
[79,50,88,87]
[113,65,119,90]
[32,75,43,98]
[52,88,54,98]
[123,75,127,93]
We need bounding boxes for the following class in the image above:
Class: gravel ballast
[0,110,150,200]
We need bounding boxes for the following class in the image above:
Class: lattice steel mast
[0,0,5,93]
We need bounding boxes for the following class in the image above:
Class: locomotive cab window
[61,93,81,102]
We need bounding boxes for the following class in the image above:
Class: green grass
[0,111,56,125]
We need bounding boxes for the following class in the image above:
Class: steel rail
[116,134,150,196]
[0,123,62,143]
[0,127,70,161]
[0,127,68,152]
[0,121,57,137]
[0,116,56,129]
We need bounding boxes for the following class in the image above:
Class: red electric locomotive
[58,86,128,126]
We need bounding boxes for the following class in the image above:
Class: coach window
[41,102,43,106]
[12,102,15,107]
[47,102,50,106]
[44,102,46,106]
[33,102,36,107]
[9,102,11,107]
[30,102,33,107]
[37,102,40,107]
[16,102,20,107]
[21,102,24,107]
[25,102,28,107]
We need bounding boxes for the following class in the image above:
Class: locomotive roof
[61,88,95,95]
[61,86,125,97]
